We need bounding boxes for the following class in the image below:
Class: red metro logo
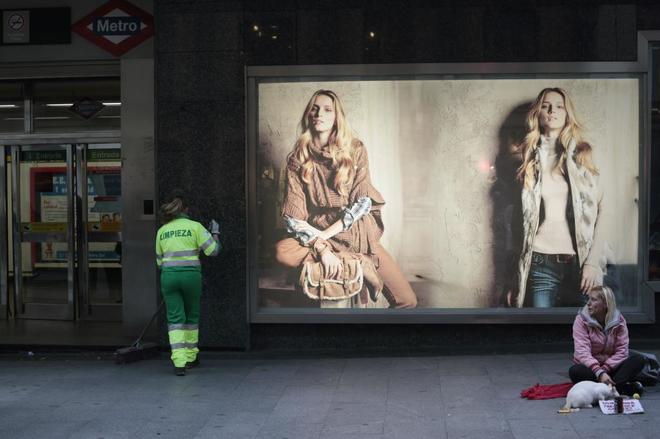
[72,0,154,57]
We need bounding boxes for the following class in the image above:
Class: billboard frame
[246,32,658,324]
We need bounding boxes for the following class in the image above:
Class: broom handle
[134,299,165,346]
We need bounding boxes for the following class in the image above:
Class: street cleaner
[155,192,221,376]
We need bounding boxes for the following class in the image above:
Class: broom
[114,300,164,364]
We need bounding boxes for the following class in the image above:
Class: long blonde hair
[291,90,356,196]
[591,285,618,326]
[516,87,598,189]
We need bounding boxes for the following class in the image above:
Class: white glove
[209,219,220,235]
[342,196,372,230]
[284,216,321,245]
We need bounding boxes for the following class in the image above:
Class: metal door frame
[0,147,7,319]
[11,144,74,320]
[0,132,121,321]
[79,142,123,321]
[76,143,89,319]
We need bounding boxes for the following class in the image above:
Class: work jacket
[155,215,219,271]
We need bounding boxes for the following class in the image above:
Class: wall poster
[248,67,648,323]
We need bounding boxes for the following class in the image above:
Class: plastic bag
[630,349,660,387]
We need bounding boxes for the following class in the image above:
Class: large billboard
[248,68,647,322]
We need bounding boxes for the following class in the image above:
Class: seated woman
[569,285,645,396]
[274,89,417,308]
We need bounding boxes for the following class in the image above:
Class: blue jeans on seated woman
[528,251,582,308]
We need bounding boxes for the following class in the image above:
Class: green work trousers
[160,269,202,368]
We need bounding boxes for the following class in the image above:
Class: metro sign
[71,0,153,57]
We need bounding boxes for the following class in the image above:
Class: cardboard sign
[599,399,644,415]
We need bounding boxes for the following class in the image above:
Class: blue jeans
[528,252,582,308]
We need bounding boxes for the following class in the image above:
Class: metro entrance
[1,139,122,321]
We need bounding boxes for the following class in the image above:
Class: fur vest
[515,139,603,308]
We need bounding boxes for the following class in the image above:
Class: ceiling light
[46,102,120,107]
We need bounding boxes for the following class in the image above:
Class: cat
[562,381,619,409]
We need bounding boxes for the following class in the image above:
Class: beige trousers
[275,238,417,309]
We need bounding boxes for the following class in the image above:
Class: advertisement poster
[254,77,639,311]
[39,193,120,262]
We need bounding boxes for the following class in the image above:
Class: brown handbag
[299,252,383,301]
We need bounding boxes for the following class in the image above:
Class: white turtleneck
[532,135,577,255]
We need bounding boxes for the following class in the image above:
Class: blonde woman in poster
[274,89,417,308]
[512,87,605,308]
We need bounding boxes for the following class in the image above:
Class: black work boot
[174,367,186,376]
[185,358,200,369]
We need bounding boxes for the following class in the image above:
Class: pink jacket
[572,307,629,376]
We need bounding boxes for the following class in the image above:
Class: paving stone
[575,429,650,439]
[509,418,580,439]
[257,421,324,439]
[384,419,446,439]
[269,400,333,424]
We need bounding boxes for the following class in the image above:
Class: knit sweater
[282,140,385,255]
[532,136,576,255]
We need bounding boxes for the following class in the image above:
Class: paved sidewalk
[1,351,658,438]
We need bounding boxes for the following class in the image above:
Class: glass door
[9,144,74,320]
[78,143,122,320]
[1,147,8,319]
[2,142,123,321]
